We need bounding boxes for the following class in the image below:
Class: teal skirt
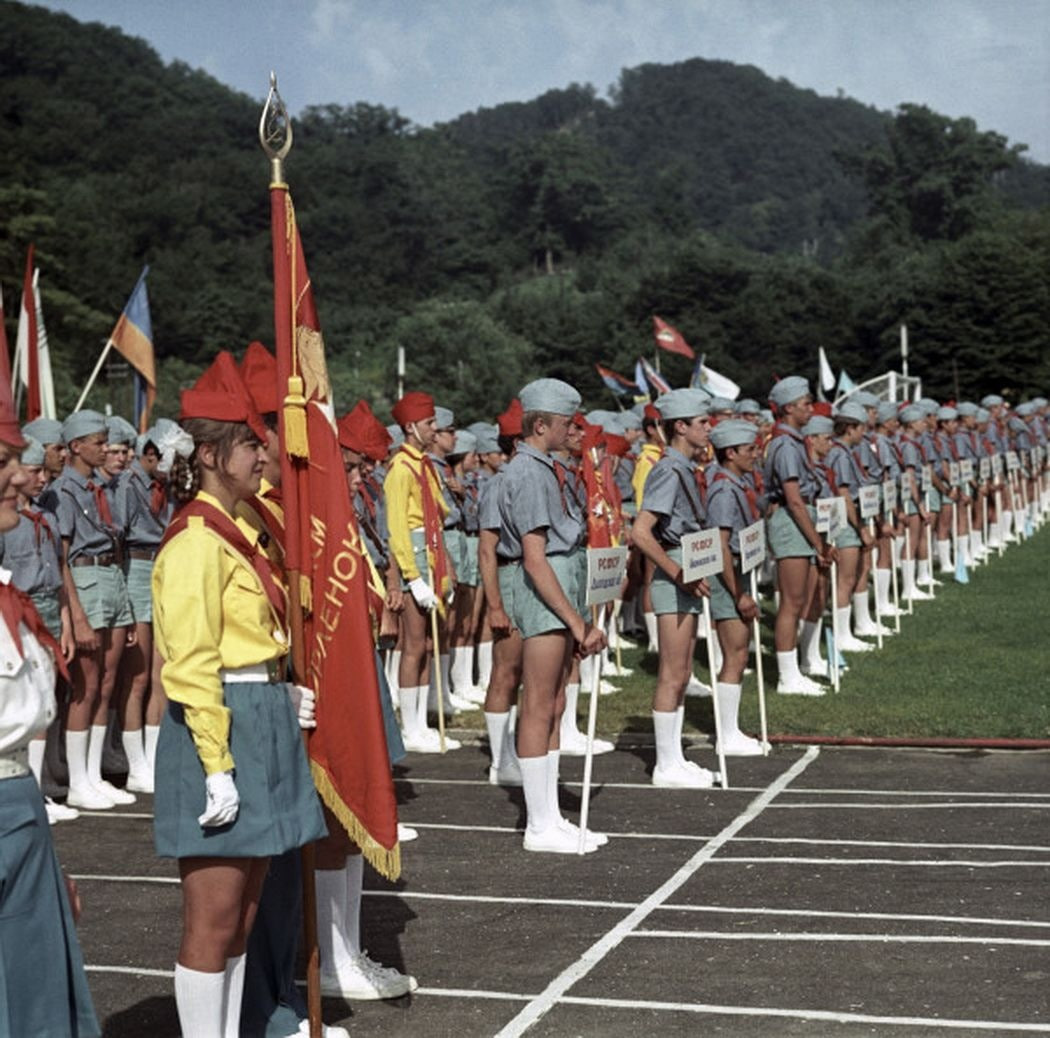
[0,776,100,1037]
[768,505,817,560]
[651,545,704,616]
[154,681,327,859]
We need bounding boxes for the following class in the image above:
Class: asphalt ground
[53,739,1050,1037]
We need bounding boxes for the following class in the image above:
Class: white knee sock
[27,739,45,787]
[652,710,680,772]
[87,724,108,786]
[903,558,918,595]
[799,619,824,668]
[476,640,493,689]
[399,686,422,737]
[316,867,353,976]
[852,591,873,629]
[674,705,688,764]
[560,683,582,743]
[174,963,225,1038]
[222,953,246,1038]
[449,645,469,693]
[503,706,519,768]
[546,750,562,824]
[776,649,803,685]
[644,611,658,651]
[520,755,550,834]
[715,682,743,741]
[936,539,952,571]
[122,729,149,778]
[875,568,892,608]
[484,710,510,769]
[144,724,160,770]
[344,854,363,958]
[66,729,91,792]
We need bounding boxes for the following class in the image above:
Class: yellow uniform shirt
[633,442,664,511]
[152,491,287,775]
[383,444,448,580]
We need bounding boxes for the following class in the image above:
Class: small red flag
[653,315,695,359]
[19,246,41,421]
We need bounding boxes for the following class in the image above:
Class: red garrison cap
[604,432,630,457]
[811,401,833,417]
[497,399,523,438]
[581,423,605,452]
[571,411,587,430]
[338,400,392,463]
[643,403,660,422]
[239,341,278,415]
[391,391,435,428]
[180,351,268,443]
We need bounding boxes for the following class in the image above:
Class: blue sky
[37,0,1050,162]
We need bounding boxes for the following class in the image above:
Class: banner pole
[890,531,902,632]
[829,558,841,693]
[73,341,113,412]
[749,570,769,755]
[577,604,603,855]
[430,604,446,753]
[869,521,883,650]
[703,597,728,789]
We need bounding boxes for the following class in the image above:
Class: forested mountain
[1,0,1048,421]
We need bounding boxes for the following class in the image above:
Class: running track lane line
[492,744,821,1038]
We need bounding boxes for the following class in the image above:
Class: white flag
[698,362,740,400]
[818,347,836,393]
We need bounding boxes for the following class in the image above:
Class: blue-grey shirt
[875,433,902,483]
[764,424,821,504]
[640,447,707,548]
[429,454,462,529]
[706,469,759,555]
[855,436,882,482]
[497,444,584,558]
[827,441,865,500]
[114,461,170,551]
[0,507,62,595]
[41,466,122,561]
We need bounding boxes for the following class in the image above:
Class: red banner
[653,315,695,359]
[270,184,399,879]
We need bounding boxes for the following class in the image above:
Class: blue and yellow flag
[108,266,155,432]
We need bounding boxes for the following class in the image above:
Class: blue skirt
[0,775,100,1037]
[154,681,327,859]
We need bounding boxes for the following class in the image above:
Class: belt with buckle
[220,659,284,684]
[72,554,116,568]
[496,555,518,568]
[0,757,29,781]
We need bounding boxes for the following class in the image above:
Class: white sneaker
[126,770,154,794]
[397,824,418,842]
[837,635,874,652]
[801,658,830,679]
[446,693,475,712]
[44,797,80,823]
[488,758,523,786]
[557,817,608,848]
[777,675,826,696]
[581,678,620,695]
[903,587,934,601]
[290,1021,350,1038]
[319,950,417,1000]
[460,685,488,705]
[402,730,461,754]
[558,730,615,756]
[652,761,715,788]
[67,783,116,810]
[523,824,599,854]
[855,619,893,636]
[96,779,136,805]
[719,733,765,757]
[685,674,712,697]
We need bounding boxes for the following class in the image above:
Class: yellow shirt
[383,444,448,580]
[633,442,664,510]
[152,491,288,775]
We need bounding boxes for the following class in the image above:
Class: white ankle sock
[560,683,582,744]
[87,724,108,786]
[520,755,550,834]
[174,962,225,1038]
[122,729,149,777]
[652,710,680,772]
[484,711,510,770]
[222,953,246,1038]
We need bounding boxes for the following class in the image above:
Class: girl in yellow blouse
[151,353,325,1038]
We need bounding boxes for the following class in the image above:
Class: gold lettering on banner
[307,521,365,687]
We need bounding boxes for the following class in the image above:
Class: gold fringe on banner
[283,375,309,458]
[311,762,402,881]
[298,573,313,613]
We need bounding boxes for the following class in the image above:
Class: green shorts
[28,589,62,641]
[768,505,817,560]
[458,535,480,587]
[124,556,154,624]
[650,546,703,616]
[496,560,519,621]
[833,523,862,549]
[510,548,583,639]
[442,528,466,583]
[72,563,133,630]
[708,567,747,622]
[927,487,942,512]
[401,528,431,590]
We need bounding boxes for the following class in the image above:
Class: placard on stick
[680,528,724,582]
[584,546,628,607]
[815,497,847,539]
[740,520,766,574]
[859,484,881,520]
[882,479,897,516]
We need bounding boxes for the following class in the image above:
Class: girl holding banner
[631,388,719,788]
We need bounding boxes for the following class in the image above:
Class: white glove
[408,577,438,610]
[198,770,239,828]
[288,684,317,729]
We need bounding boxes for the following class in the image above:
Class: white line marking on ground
[406,823,1050,855]
[768,802,1050,810]
[366,890,636,910]
[74,811,154,819]
[492,746,821,1037]
[629,930,1050,947]
[86,965,174,979]
[72,874,178,884]
[414,987,534,1002]
[558,995,1050,1032]
[653,903,1050,930]
[710,857,1050,868]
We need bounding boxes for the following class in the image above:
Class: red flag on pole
[0,284,11,392]
[653,315,695,359]
[270,183,400,880]
[18,246,41,421]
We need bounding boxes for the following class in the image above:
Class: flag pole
[74,340,114,412]
[260,73,322,1038]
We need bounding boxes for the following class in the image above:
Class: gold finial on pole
[259,70,293,184]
